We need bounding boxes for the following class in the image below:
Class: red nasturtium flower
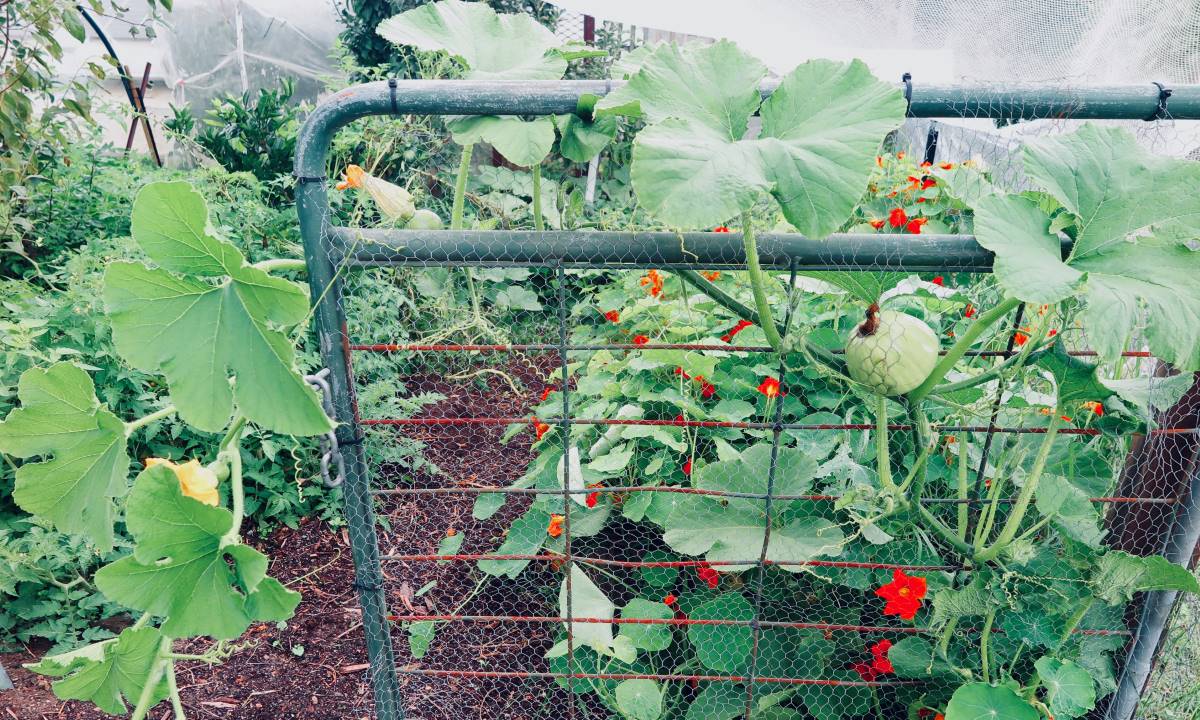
[853,639,895,681]
[604,310,620,323]
[875,569,927,620]
[682,459,692,476]
[702,270,721,281]
[897,151,906,160]
[1040,408,1073,422]
[696,563,720,589]
[674,366,692,380]
[887,207,908,228]
[876,156,884,168]
[922,177,937,189]
[547,514,565,538]
[663,594,678,606]
[633,335,650,345]
[964,303,976,318]
[696,376,717,399]
[931,275,944,286]
[641,269,664,297]
[758,377,781,399]
[713,226,731,233]
[1082,400,1104,417]
[721,319,753,343]
[540,386,556,402]
[869,219,886,229]
[673,414,686,425]
[531,417,550,440]
[906,217,928,234]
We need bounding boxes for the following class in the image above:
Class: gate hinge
[305,369,346,488]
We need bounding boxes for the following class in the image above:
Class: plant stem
[938,617,959,657]
[252,258,307,274]
[975,412,1063,563]
[227,440,244,538]
[909,297,1022,403]
[875,395,894,491]
[915,501,976,557]
[219,415,247,451]
[929,344,1050,397]
[531,163,545,232]
[451,143,483,321]
[740,212,783,352]
[956,432,969,541]
[129,636,172,720]
[125,405,178,436]
[451,143,472,231]
[980,608,996,683]
[166,658,186,719]
[1057,596,1094,648]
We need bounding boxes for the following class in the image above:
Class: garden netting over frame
[296,75,1200,720]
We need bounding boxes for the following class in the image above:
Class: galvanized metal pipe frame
[295,79,1200,720]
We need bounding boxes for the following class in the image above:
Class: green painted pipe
[328,227,1071,272]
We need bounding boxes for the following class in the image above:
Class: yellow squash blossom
[145,457,220,506]
[336,164,416,221]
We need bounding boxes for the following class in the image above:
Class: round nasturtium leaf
[944,683,1039,720]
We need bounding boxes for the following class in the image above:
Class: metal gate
[296,79,1200,720]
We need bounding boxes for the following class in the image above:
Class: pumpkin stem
[859,303,881,337]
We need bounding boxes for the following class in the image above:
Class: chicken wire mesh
[295,78,1200,720]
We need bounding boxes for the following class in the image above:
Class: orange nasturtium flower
[633,335,650,345]
[875,569,927,620]
[145,457,219,506]
[869,219,886,230]
[1082,400,1105,417]
[702,270,721,281]
[939,162,955,170]
[641,269,664,297]
[604,310,620,323]
[1039,408,1073,422]
[663,594,678,606]
[531,417,550,440]
[757,377,781,399]
[547,514,565,538]
[540,386,556,402]
[721,319,753,343]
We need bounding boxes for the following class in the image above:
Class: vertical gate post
[296,155,403,718]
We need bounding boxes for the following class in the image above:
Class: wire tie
[1145,81,1172,121]
[340,435,366,447]
[352,578,385,593]
[388,77,399,115]
[901,72,913,116]
[294,173,326,184]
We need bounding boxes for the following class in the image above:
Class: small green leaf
[615,678,663,720]
[1034,656,1095,719]
[408,621,437,659]
[886,637,959,679]
[472,493,505,520]
[1092,550,1200,604]
[437,532,465,561]
[25,627,168,714]
[478,508,549,578]
[560,565,615,654]
[684,683,745,720]
[945,683,1039,720]
[799,272,909,305]
[553,113,617,163]
[94,465,299,639]
[447,116,555,168]
[687,592,753,673]
[0,363,128,551]
[619,598,673,652]
[1036,475,1105,549]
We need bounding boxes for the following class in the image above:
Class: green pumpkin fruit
[404,208,444,230]
[845,308,939,396]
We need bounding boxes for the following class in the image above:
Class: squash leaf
[104,181,330,436]
[596,42,905,233]
[95,464,300,639]
[974,124,1200,369]
[25,627,168,714]
[0,362,128,551]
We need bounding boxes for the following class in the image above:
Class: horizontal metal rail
[350,343,1155,358]
[382,554,959,571]
[372,485,1178,505]
[393,668,923,687]
[333,228,1070,270]
[384,613,1130,637]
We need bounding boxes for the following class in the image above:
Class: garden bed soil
[2,355,559,719]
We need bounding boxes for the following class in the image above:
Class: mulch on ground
[2,354,560,720]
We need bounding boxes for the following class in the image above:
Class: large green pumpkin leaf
[974,124,1200,369]
[1034,656,1095,719]
[0,362,128,551]
[1035,475,1106,549]
[94,465,300,639]
[1091,550,1200,605]
[104,182,330,435]
[25,627,168,714]
[945,683,1039,720]
[446,116,556,168]
[376,0,565,81]
[597,42,905,232]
